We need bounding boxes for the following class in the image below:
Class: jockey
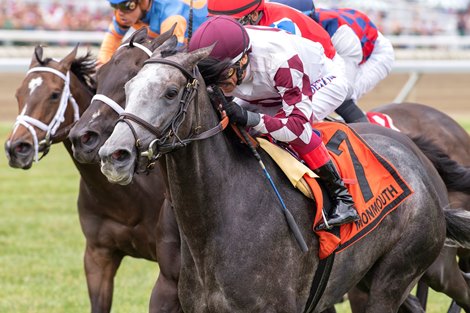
[269,0,314,14]
[189,16,360,230]
[313,8,395,123]
[207,0,362,123]
[207,0,336,60]
[98,0,208,65]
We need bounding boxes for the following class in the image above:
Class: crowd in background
[0,0,469,36]
[0,1,109,31]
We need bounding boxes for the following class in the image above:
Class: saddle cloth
[258,121,414,259]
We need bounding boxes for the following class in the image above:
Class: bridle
[7,65,80,162]
[89,41,154,116]
[117,58,229,172]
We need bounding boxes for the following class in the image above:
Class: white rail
[3,30,470,102]
[0,30,105,45]
[3,30,470,47]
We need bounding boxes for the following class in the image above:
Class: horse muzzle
[4,139,34,169]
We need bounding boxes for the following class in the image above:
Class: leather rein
[117,58,229,172]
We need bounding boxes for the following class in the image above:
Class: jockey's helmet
[188,16,251,64]
[207,0,264,19]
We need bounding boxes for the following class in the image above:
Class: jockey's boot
[301,144,360,231]
[335,99,369,123]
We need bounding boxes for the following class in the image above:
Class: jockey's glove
[206,86,259,127]
[223,101,260,127]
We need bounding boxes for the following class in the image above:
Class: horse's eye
[165,88,179,100]
[50,92,61,101]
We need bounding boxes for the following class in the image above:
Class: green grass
[0,120,469,312]
[0,123,158,313]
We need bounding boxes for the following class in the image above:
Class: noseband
[7,66,80,162]
[117,58,229,172]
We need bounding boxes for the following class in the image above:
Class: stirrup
[315,209,333,231]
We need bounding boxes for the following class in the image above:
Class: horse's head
[99,38,216,185]
[4,45,95,169]
[69,26,175,164]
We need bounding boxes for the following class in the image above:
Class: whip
[211,86,308,252]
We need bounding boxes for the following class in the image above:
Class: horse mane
[70,51,97,93]
[411,135,470,194]
[197,56,232,87]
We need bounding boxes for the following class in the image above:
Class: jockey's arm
[98,16,128,65]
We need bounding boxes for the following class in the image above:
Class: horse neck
[162,97,257,248]
[61,74,115,190]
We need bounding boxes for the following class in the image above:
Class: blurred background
[0,1,469,312]
[1,0,470,116]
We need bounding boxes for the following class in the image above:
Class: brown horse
[4,38,178,313]
[98,41,470,312]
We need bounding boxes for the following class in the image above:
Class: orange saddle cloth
[306,122,414,259]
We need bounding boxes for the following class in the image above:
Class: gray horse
[97,38,470,312]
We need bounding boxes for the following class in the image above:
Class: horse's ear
[129,27,148,46]
[59,44,79,70]
[30,45,44,68]
[150,23,177,51]
[151,35,178,58]
[184,44,215,68]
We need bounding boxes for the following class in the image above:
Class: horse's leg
[84,244,123,313]
[448,301,463,313]
[415,281,428,310]
[149,198,181,313]
[421,246,470,312]
[362,226,439,313]
[348,286,368,313]
[397,294,426,313]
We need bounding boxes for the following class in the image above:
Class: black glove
[223,100,249,126]
[206,85,258,127]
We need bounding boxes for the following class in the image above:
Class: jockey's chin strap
[89,41,154,116]
[8,66,79,162]
[117,58,229,173]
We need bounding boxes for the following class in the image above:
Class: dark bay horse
[3,41,175,313]
[98,42,470,312]
[68,27,181,313]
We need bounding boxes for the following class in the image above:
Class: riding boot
[300,144,360,231]
[335,99,369,123]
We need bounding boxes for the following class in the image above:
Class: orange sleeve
[161,15,187,44]
[98,32,123,65]
[98,18,126,65]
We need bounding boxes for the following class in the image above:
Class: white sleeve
[310,54,350,121]
[331,25,363,65]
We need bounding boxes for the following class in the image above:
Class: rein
[7,66,80,162]
[117,58,229,171]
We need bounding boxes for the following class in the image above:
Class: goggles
[111,0,138,12]
[222,66,237,80]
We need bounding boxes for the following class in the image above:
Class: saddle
[258,121,413,259]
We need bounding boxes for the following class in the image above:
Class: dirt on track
[1,72,469,123]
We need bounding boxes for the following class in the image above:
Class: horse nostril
[81,132,91,144]
[111,149,131,162]
[14,142,32,155]
[79,131,99,147]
